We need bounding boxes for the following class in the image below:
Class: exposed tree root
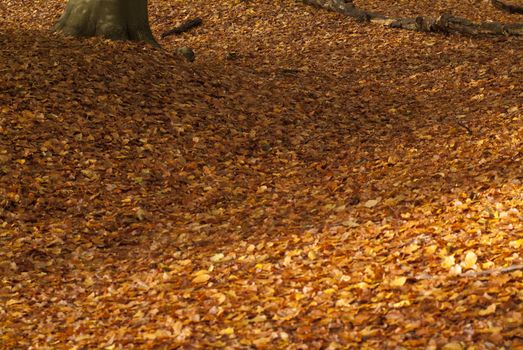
[491,0,523,14]
[299,0,523,36]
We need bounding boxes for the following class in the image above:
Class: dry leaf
[364,198,380,208]
[461,251,477,270]
[390,276,407,287]
[442,342,464,350]
[442,255,456,269]
[192,274,211,284]
[478,304,496,316]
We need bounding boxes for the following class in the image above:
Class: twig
[161,18,203,39]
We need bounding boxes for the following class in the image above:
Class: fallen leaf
[219,327,234,335]
[442,342,464,350]
[460,251,477,270]
[210,253,225,262]
[390,276,407,287]
[364,198,381,208]
[192,274,211,284]
[478,304,496,316]
[442,255,456,269]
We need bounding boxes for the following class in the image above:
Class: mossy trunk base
[54,0,158,46]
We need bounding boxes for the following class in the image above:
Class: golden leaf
[403,243,419,254]
[390,276,407,287]
[478,304,496,316]
[460,251,477,270]
[342,219,359,228]
[142,329,171,340]
[192,273,211,284]
[442,255,455,269]
[364,198,380,208]
[335,299,352,308]
[251,314,267,322]
[442,342,464,350]
[210,253,225,262]
[219,327,234,335]
[212,292,227,304]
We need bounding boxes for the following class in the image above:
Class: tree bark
[54,0,158,46]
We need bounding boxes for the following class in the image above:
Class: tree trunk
[54,0,158,46]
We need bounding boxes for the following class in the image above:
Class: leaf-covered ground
[1,0,522,348]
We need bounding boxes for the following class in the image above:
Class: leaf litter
[0,0,522,348]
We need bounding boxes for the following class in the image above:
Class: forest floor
[1,0,522,349]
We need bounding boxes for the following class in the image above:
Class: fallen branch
[386,13,523,36]
[413,264,523,281]
[491,0,523,14]
[298,0,523,36]
[460,264,523,277]
[161,17,203,39]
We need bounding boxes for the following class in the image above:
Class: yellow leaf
[335,299,352,308]
[403,243,419,254]
[355,282,369,289]
[364,198,380,208]
[192,274,211,284]
[482,261,494,269]
[219,327,234,335]
[142,329,171,340]
[178,259,192,266]
[392,300,411,308]
[256,185,268,193]
[252,337,271,347]
[461,251,477,270]
[210,253,224,262]
[135,207,146,221]
[212,292,226,304]
[6,299,22,306]
[171,321,183,336]
[478,304,496,316]
[390,276,407,287]
[342,219,359,228]
[251,314,267,322]
[509,239,522,249]
[283,255,292,266]
[425,244,438,254]
[442,255,455,269]
[84,276,94,287]
[442,342,464,350]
